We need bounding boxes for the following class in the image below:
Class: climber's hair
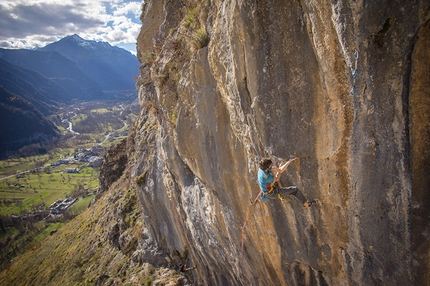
[259,158,272,170]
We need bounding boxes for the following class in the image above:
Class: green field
[0,166,98,216]
[68,195,94,215]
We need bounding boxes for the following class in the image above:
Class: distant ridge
[0,48,105,104]
[40,34,140,91]
[0,85,59,155]
[0,57,67,115]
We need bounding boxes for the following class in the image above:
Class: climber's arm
[278,158,297,173]
[273,158,298,181]
[271,166,281,174]
[270,166,282,182]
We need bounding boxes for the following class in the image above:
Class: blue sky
[0,0,142,55]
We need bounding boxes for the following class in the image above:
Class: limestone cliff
[123,0,429,285]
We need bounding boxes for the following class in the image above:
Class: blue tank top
[257,167,274,192]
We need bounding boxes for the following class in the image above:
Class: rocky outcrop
[99,138,128,195]
[128,0,430,285]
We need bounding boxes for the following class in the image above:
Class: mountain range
[40,35,139,91]
[0,35,140,155]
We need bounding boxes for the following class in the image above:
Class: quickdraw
[350,50,359,95]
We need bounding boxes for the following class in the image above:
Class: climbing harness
[265,182,275,193]
[264,183,286,201]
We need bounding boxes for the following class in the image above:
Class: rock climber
[257,157,315,207]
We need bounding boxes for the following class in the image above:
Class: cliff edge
[131,0,430,285]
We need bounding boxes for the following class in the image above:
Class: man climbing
[257,157,315,207]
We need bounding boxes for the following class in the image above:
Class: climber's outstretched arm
[273,157,297,181]
[278,158,297,173]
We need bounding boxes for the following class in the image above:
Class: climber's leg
[275,184,314,207]
[278,185,299,197]
[266,188,279,200]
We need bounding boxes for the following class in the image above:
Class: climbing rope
[241,187,262,254]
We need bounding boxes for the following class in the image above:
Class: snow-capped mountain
[40,34,139,91]
[69,34,115,51]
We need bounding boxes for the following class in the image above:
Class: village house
[64,168,79,173]
[49,197,78,214]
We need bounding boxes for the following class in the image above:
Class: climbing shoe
[303,200,317,208]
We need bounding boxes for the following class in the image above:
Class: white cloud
[0,0,142,53]
[112,2,141,17]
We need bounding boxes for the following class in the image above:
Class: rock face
[123,0,430,285]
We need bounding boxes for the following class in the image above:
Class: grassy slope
[0,178,185,285]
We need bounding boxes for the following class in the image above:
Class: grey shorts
[261,183,306,204]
